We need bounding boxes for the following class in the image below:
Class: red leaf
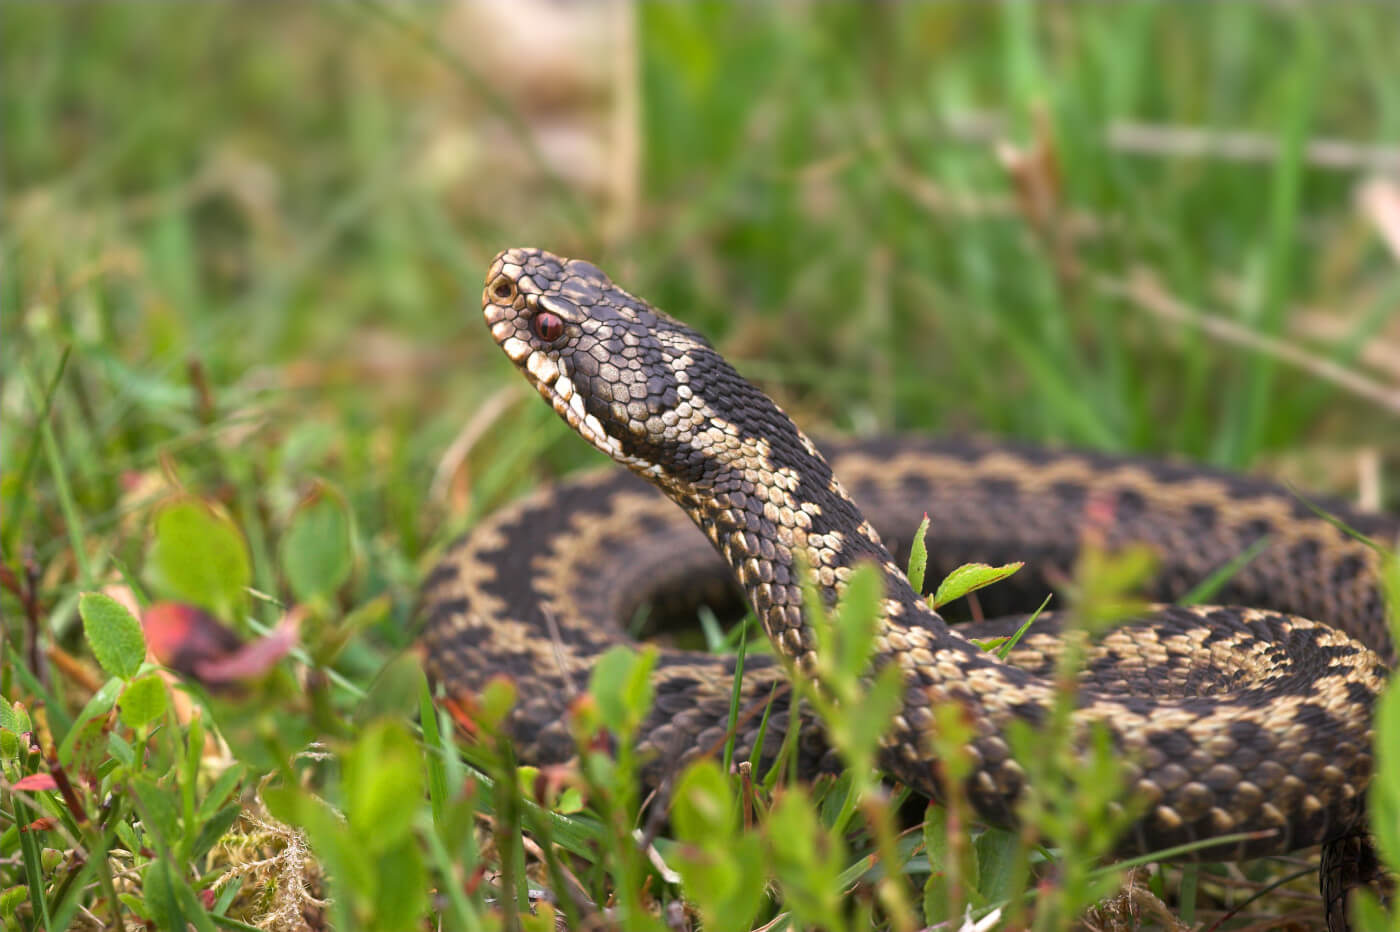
[193,611,300,682]
[143,602,299,685]
[11,773,58,791]
[143,602,242,676]
[441,695,480,736]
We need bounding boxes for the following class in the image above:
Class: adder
[421,247,1396,928]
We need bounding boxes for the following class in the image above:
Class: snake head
[483,247,729,478]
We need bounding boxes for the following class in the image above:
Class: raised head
[482,247,755,485]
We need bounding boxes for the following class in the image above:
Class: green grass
[3,3,1399,930]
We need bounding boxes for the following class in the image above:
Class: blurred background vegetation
[3,4,1400,928]
[5,0,1400,733]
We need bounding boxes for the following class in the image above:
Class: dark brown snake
[421,248,1396,925]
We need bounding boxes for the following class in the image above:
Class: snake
[420,247,1396,925]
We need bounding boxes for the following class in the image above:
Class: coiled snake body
[422,248,1395,923]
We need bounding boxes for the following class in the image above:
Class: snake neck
[622,356,964,676]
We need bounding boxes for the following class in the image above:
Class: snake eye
[492,279,515,301]
[531,311,564,343]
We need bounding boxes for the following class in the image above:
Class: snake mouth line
[487,299,664,474]
[533,369,666,478]
[537,370,619,458]
[495,329,663,476]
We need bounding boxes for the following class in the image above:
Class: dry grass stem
[1096,269,1400,416]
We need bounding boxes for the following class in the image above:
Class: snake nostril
[493,279,514,301]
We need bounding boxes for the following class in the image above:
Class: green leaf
[672,760,764,931]
[372,839,428,930]
[174,873,218,932]
[142,859,181,930]
[359,653,426,723]
[78,592,147,680]
[672,759,732,841]
[764,787,846,931]
[476,676,517,732]
[281,489,354,603]
[57,677,123,765]
[119,674,170,729]
[1383,551,1400,647]
[831,562,883,684]
[828,663,903,775]
[907,513,930,594]
[974,827,1018,904]
[145,499,251,619]
[0,699,31,735]
[107,731,136,768]
[0,886,29,919]
[1368,680,1400,874]
[930,561,1024,609]
[1,700,31,762]
[923,806,952,922]
[1350,890,1394,932]
[196,765,246,824]
[190,802,242,861]
[589,645,657,740]
[343,720,423,852]
[132,775,181,848]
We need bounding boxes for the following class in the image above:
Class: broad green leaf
[173,873,218,932]
[930,561,1024,609]
[827,664,903,774]
[589,645,657,739]
[117,893,149,921]
[78,592,146,679]
[672,759,732,841]
[344,720,423,852]
[359,652,426,723]
[974,827,1018,903]
[281,489,354,603]
[672,763,764,931]
[145,499,251,618]
[1350,890,1394,932]
[764,787,846,931]
[476,676,517,732]
[1075,544,1157,630]
[57,677,123,765]
[118,674,169,729]
[831,563,883,684]
[372,839,428,930]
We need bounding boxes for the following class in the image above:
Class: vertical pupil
[534,313,562,341]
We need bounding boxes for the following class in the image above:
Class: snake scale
[421,247,1396,923]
